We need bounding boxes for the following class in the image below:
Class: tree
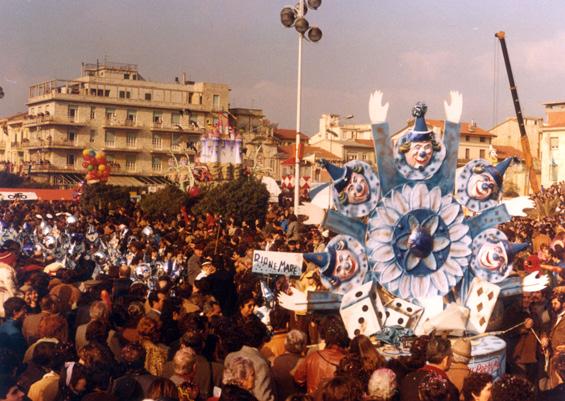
[192,177,269,225]
[139,185,189,219]
[0,171,24,187]
[80,183,134,211]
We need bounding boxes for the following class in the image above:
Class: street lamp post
[280,0,323,213]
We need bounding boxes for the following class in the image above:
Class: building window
[67,131,76,144]
[479,149,485,158]
[68,105,78,122]
[126,156,136,171]
[465,148,470,160]
[104,90,110,97]
[152,156,162,172]
[480,136,486,143]
[90,106,96,119]
[124,73,130,80]
[213,95,221,110]
[119,90,131,99]
[189,114,199,128]
[172,135,181,151]
[126,110,136,125]
[348,154,358,161]
[171,112,181,126]
[66,154,75,167]
[90,88,97,96]
[89,129,96,143]
[212,116,219,126]
[145,93,152,101]
[153,111,162,126]
[465,135,470,142]
[361,153,367,161]
[152,134,162,148]
[105,131,115,147]
[105,108,116,121]
[126,132,137,147]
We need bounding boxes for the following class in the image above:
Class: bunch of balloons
[82,149,110,183]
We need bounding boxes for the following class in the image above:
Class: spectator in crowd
[367,368,398,401]
[491,374,535,401]
[272,329,307,401]
[220,355,258,401]
[461,372,493,401]
[446,338,472,392]
[224,318,275,401]
[293,315,349,395]
[0,297,27,361]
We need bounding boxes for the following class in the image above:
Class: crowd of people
[0,181,563,401]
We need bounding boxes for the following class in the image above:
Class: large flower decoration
[367,183,471,299]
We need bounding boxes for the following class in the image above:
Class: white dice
[340,282,386,338]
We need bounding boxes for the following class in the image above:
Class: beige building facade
[309,114,375,165]
[0,62,230,186]
[540,101,565,187]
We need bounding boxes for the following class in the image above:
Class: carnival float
[275,90,550,378]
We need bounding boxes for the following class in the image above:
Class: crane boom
[495,31,540,193]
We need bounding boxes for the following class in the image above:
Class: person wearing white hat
[446,338,472,392]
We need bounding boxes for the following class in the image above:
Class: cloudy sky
[1,0,565,134]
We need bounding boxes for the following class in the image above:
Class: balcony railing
[103,118,143,129]
[23,115,85,127]
[21,138,79,148]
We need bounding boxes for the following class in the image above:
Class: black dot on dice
[396,302,402,308]
[362,305,368,312]
[398,318,404,324]
[407,307,413,313]
[355,291,363,298]
[354,329,360,336]
[385,311,390,317]
[358,317,365,324]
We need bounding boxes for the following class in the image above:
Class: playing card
[465,277,500,334]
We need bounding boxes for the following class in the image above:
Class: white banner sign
[0,191,38,201]
[252,250,303,276]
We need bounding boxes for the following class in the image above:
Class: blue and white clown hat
[404,102,433,143]
[394,102,446,181]
[304,235,368,295]
[456,158,513,213]
[470,228,528,283]
[320,159,381,219]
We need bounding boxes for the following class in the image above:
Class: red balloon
[82,161,89,168]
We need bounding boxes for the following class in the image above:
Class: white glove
[522,271,549,293]
[296,202,326,225]
[501,196,535,217]
[443,91,463,123]
[368,90,389,124]
[277,287,308,312]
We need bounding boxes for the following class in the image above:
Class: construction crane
[495,31,540,193]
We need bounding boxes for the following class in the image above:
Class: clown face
[405,141,434,170]
[334,249,358,283]
[343,172,370,205]
[467,173,498,201]
[477,241,508,273]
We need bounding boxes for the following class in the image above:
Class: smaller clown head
[471,228,529,282]
[304,237,364,290]
[466,158,513,201]
[332,240,359,284]
[321,160,371,205]
[398,102,441,171]
[477,240,508,273]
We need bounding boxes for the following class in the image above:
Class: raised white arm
[368,90,389,124]
[443,91,463,124]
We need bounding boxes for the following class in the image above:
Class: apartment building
[0,61,230,187]
[540,101,565,187]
